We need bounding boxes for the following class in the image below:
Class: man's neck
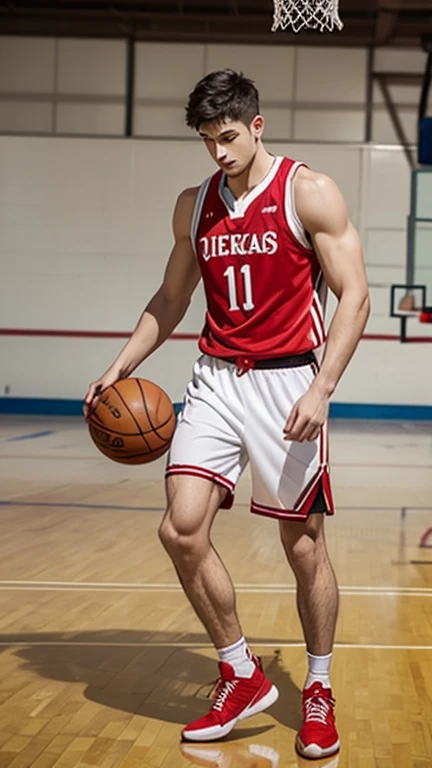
[227,147,275,200]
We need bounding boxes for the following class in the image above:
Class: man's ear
[251,114,265,140]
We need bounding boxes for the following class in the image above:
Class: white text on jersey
[199,231,278,261]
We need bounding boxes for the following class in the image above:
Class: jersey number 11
[223,264,255,312]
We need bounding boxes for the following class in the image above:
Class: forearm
[109,288,189,379]
[314,291,370,397]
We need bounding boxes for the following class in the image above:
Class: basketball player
[84,70,369,759]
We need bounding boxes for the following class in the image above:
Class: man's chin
[223,165,244,177]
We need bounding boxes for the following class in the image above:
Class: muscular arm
[84,188,201,412]
[109,188,201,378]
[284,169,370,442]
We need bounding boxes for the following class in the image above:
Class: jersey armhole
[190,176,212,256]
[284,162,313,251]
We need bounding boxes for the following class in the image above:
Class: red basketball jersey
[192,156,327,359]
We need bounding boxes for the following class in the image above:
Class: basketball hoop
[272,0,343,33]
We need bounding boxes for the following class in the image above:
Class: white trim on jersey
[315,269,329,319]
[218,156,284,220]
[311,291,326,346]
[190,176,212,255]
[310,326,320,348]
[284,161,313,251]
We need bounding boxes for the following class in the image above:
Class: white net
[272,0,343,33]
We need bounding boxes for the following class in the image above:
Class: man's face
[198,117,263,176]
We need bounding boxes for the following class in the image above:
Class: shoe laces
[304,689,334,725]
[212,679,238,712]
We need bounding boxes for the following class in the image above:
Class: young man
[84,70,370,759]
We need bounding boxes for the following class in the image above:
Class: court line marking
[0,641,431,650]
[2,458,432,469]
[0,501,166,511]
[0,580,430,596]
[0,500,432,512]
[4,431,55,443]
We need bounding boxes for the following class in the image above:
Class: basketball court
[1,0,432,766]
[0,415,431,767]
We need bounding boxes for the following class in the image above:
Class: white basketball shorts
[166,354,334,522]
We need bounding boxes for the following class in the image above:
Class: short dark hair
[185,69,260,131]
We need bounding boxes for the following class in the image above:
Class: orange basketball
[87,378,176,465]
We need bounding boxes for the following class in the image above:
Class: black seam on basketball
[87,412,174,438]
[90,409,105,426]
[92,439,169,458]
[89,426,169,452]
[111,383,152,451]
[136,379,171,442]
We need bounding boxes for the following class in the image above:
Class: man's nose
[215,143,227,161]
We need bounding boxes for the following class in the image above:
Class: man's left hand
[283,384,330,443]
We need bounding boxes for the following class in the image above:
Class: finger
[83,383,103,420]
[88,383,103,403]
[83,399,92,419]
[84,384,96,405]
[284,414,309,442]
[91,384,103,409]
[293,414,320,443]
[292,424,310,443]
[284,405,299,435]
[307,425,321,442]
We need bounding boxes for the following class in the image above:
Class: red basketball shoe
[182,657,279,742]
[296,682,340,759]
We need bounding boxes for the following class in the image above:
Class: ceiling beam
[374,0,403,45]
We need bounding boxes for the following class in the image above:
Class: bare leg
[159,474,243,648]
[279,513,339,655]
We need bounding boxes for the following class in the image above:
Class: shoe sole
[295,735,340,759]
[182,683,279,742]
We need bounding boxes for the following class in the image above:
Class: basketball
[87,378,176,465]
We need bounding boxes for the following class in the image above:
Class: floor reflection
[180,742,280,767]
[180,742,340,768]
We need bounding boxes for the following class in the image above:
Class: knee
[158,514,206,563]
[280,520,323,573]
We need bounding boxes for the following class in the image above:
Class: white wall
[0,38,427,144]
[0,134,431,406]
[0,38,430,408]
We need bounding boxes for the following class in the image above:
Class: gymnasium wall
[1,38,431,414]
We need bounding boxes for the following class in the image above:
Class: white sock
[217,636,255,678]
[305,651,332,689]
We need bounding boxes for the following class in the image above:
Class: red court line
[1,328,432,342]
[0,329,197,340]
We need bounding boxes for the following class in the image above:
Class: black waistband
[221,350,316,372]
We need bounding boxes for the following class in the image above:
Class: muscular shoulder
[173,186,199,239]
[178,186,200,204]
[294,166,339,202]
[293,166,347,234]
[176,186,200,216]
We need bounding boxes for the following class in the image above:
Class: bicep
[162,236,201,303]
[312,222,367,300]
[297,173,368,299]
[160,187,201,304]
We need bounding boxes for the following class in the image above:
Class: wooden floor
[0,414,431,768]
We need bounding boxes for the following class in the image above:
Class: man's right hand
[83,369,122,420]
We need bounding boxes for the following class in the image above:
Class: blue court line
[330,403,432,420]
[0,398,431,420]
[6,430,55,443]
[0,398,184,417]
